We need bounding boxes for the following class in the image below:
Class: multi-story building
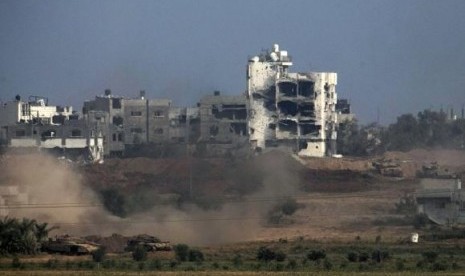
[247,44,338,157]
[0,96,104,162]
[0,95,74,126]
[83,90,172,156]
[1,44,350,158]
[198,91,248,143]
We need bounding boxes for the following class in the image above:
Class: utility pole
[186,110,193,199]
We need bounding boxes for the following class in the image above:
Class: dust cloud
[0,150,305,245]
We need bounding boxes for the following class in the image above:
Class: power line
[51,213,388,226]
[0,193,401,209]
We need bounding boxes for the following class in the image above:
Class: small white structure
[411,232,419,243]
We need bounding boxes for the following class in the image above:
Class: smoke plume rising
[0,150,304,245]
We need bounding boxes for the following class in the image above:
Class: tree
[34,222,58,245]
[0,217,57,255]
[384,114,420,151]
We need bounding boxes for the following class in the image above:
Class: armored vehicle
[125,234,171,252]
[42,235,100,255]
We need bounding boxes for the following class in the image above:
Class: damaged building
[1,43,352,158]
[197,92,249,156]
[247,44,339,157]
[83,89,201,157]
[415,177,465,225]
[83,90,173,156]
[0,96,104,162]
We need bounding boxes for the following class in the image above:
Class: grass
[3,236,465,274]
[1,272,465,276]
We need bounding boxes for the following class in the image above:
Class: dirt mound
[299,156,372,172]
[301,169,375,193]
[85,234,129,253]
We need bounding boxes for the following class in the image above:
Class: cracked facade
[247,44,338,157]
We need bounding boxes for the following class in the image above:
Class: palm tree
[34,222,59,245]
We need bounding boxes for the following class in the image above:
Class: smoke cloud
[0,150,304,246]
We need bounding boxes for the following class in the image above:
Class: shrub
[358,251,369,262]
[307,249,326,261]
[267,198,303,224]
[91,247,106,263]
[286,259,297,270]
[174,244,190,262]
[275,251,286,262]
[396,259,405,271]
[275,263,284,271]
[232,254,243,267]
[132,246,147,262]
[413,213,429,229]
[422,251,438,263]
[323,258,333,270]
[281,198,300,215]
[432,262,447,271]
[169,260,178,268]
[149,259,162,270]
[371,249,390,262]
[257,246,276,262]
[188,249,204,263]
[395,194,417,215]
[347,251,358,262]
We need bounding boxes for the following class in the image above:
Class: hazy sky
[1,0,465,124]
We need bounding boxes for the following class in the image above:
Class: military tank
[372,158,403,177]
[125,234,171,252]
[417,161,457,179]
[42,235,100,255]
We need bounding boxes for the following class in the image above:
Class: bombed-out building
[196,92,249,156]
[247,44,339,157]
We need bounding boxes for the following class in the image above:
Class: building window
[52,115,65,125]
[131,111,142,116]
[131,128,143,134]
[153,110,164,118]
[154,128,164,134]
[112,98,122,109]
[15,130,26,137]
[41,130,56,138]
[112,116,123,126]
[118,133,124,141]
[71,129,82,137]
[210,125,219,136]
[112,134,116,141]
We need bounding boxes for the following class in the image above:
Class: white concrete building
[0,95,73,126]
[246,44,338,157]
[1,96,104,163]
